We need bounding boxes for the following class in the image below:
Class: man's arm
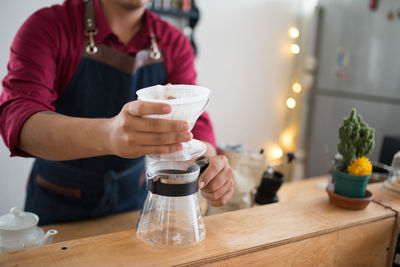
[19,111,110,160]
[202,141,217,157]
[18,101,191,161]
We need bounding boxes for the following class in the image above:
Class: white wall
[195,0,299,152]
[0,0,302,215]
[0,1,63,215]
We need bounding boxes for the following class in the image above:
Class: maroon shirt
[0,0,215,157]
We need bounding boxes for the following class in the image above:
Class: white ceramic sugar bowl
[0,207,58,252]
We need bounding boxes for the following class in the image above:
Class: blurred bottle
[254,152,296,205]
[329,153,343,186]
[254,166,284,205]
[389,151,400,182]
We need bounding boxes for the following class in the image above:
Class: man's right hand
[106,100,192,158]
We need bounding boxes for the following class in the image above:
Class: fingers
[124,100,171,116]
[199,155,234,207]
[123,100,190,133]
[201,178,233,201]
[126,131,192,145]
[198,156,230,189]
[138,143,184,156]
[133,117,189,133]
[109,100,192,158]
[207,187,234,207]
[200,164,232,193]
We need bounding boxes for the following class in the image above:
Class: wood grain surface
[0,192,395,267]
[277,175,328,202]
[42,197,208,243]
[205,218,395,267]
[42,211,141,244]
[369,183,400,212]
[41,176,329,244]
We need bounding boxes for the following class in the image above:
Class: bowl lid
[0,207,38,230]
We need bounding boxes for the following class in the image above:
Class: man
[0,0,233,225]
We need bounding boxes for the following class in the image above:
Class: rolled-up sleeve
[0,10,58,157]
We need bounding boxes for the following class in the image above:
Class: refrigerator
[305,0,400,177]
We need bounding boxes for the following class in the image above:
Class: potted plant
[334,109,375,198]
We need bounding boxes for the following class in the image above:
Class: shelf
[149,8,199,19]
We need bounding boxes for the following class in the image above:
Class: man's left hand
[198,155,233,207]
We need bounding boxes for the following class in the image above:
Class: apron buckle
[150,36,161,60]
[85,29,99,55]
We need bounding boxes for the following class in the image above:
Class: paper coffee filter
[137,84,210,130]
[137,84,209,104]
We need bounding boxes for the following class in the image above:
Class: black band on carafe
[148,179,199,197]
[147,161,209,197]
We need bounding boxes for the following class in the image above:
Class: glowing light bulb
[286,97,296,109]
[288,27,300,39]
[281,130,293,148]
[290,44,300,54]
[292,82,302,93]
[270,146,283,160]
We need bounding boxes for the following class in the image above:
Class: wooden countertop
[278,175,328,202]
[369,182,400,212]
[35,176,328,244]
[40,175,330,244]
[0,176,396,266]
[42,210,142,244]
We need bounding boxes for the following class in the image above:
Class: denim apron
[25,0,166,225]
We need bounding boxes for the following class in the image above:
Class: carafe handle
[196,159,209,176]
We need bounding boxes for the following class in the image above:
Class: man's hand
[107,100,192,158]
[198,155,233,207]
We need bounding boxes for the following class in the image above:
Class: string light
[286,97,296,109]
[269,145,283,160]
[290,44,300,54]
[292,82,302,93]
[288,27,300,39]
[281,130,293,149]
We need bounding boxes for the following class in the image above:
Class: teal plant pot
[334,167,371,198]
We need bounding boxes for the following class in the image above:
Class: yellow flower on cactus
[347,156,372,176]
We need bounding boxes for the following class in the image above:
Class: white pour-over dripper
[136,84,210,161]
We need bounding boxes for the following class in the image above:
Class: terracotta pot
[326,186,373,210]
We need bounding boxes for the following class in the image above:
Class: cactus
[337,109,375,172]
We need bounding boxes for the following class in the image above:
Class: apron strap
[149,29,161,60]
[83,0,97,32]
[81,0,164,72]
[83,0,99,55]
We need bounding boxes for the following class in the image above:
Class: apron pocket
[29,174,89,225]
[35,174,82,199]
